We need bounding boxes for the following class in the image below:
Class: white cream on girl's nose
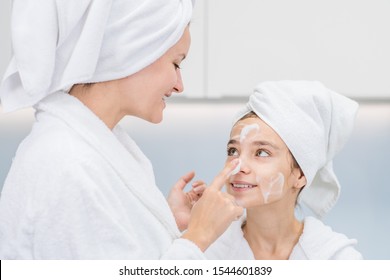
[230,158,241,175]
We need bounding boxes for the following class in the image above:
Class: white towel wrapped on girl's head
[233,80,359,218]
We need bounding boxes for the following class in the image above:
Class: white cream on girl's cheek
[257,172,285,203]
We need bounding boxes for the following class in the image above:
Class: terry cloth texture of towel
[0,0,194,112]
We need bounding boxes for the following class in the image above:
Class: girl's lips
[230,182,257,192]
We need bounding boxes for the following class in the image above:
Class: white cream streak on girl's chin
[259,172,285,203]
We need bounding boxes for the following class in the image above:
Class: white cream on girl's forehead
[258,172,285,204]
[239,123,260,142]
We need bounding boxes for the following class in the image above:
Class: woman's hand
[167,172,206,231]
[182,159,243,252]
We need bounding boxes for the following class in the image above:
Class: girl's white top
[205,216,363,260]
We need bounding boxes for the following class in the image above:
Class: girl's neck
[243,208,303,260]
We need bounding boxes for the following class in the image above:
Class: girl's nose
[239,158,251,174]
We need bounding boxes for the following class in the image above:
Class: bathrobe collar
[291,216,358,259]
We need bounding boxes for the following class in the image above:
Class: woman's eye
[256,150,269,157]
[173,63,181,70]
[227,147,239,157]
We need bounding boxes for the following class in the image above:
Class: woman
[205,80,363,260]
[0,0,242,259]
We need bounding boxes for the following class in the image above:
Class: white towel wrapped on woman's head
[234,80,359,218]
[0,0,194,112]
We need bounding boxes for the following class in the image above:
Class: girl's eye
[174,63,181,70]
[256,150,269,157]
[227,147,239,157]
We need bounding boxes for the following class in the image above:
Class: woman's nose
[173,69,184,93]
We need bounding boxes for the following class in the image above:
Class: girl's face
[114,27,191,123]
[226,117,306,209]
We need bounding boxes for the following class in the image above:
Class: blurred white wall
[182,0,390,99]
[1,0,390,99]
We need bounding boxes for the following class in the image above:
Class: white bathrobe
[0,92,204,259]
[205,216,363,260]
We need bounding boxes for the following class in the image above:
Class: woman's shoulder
[291,216,363,260]
[16,110,99,166]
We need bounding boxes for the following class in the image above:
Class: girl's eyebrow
[227,139,237,146]
[253,140,280,150]
[228,139,280,150]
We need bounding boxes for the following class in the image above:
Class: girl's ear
[294,169,307,190]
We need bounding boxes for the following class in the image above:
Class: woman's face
[225,117,306,209]
[115,27,191,123]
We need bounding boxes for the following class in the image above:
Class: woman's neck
[69,84,123,130]
[243,207,303,260]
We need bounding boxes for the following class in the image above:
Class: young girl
[205,80,363,260]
